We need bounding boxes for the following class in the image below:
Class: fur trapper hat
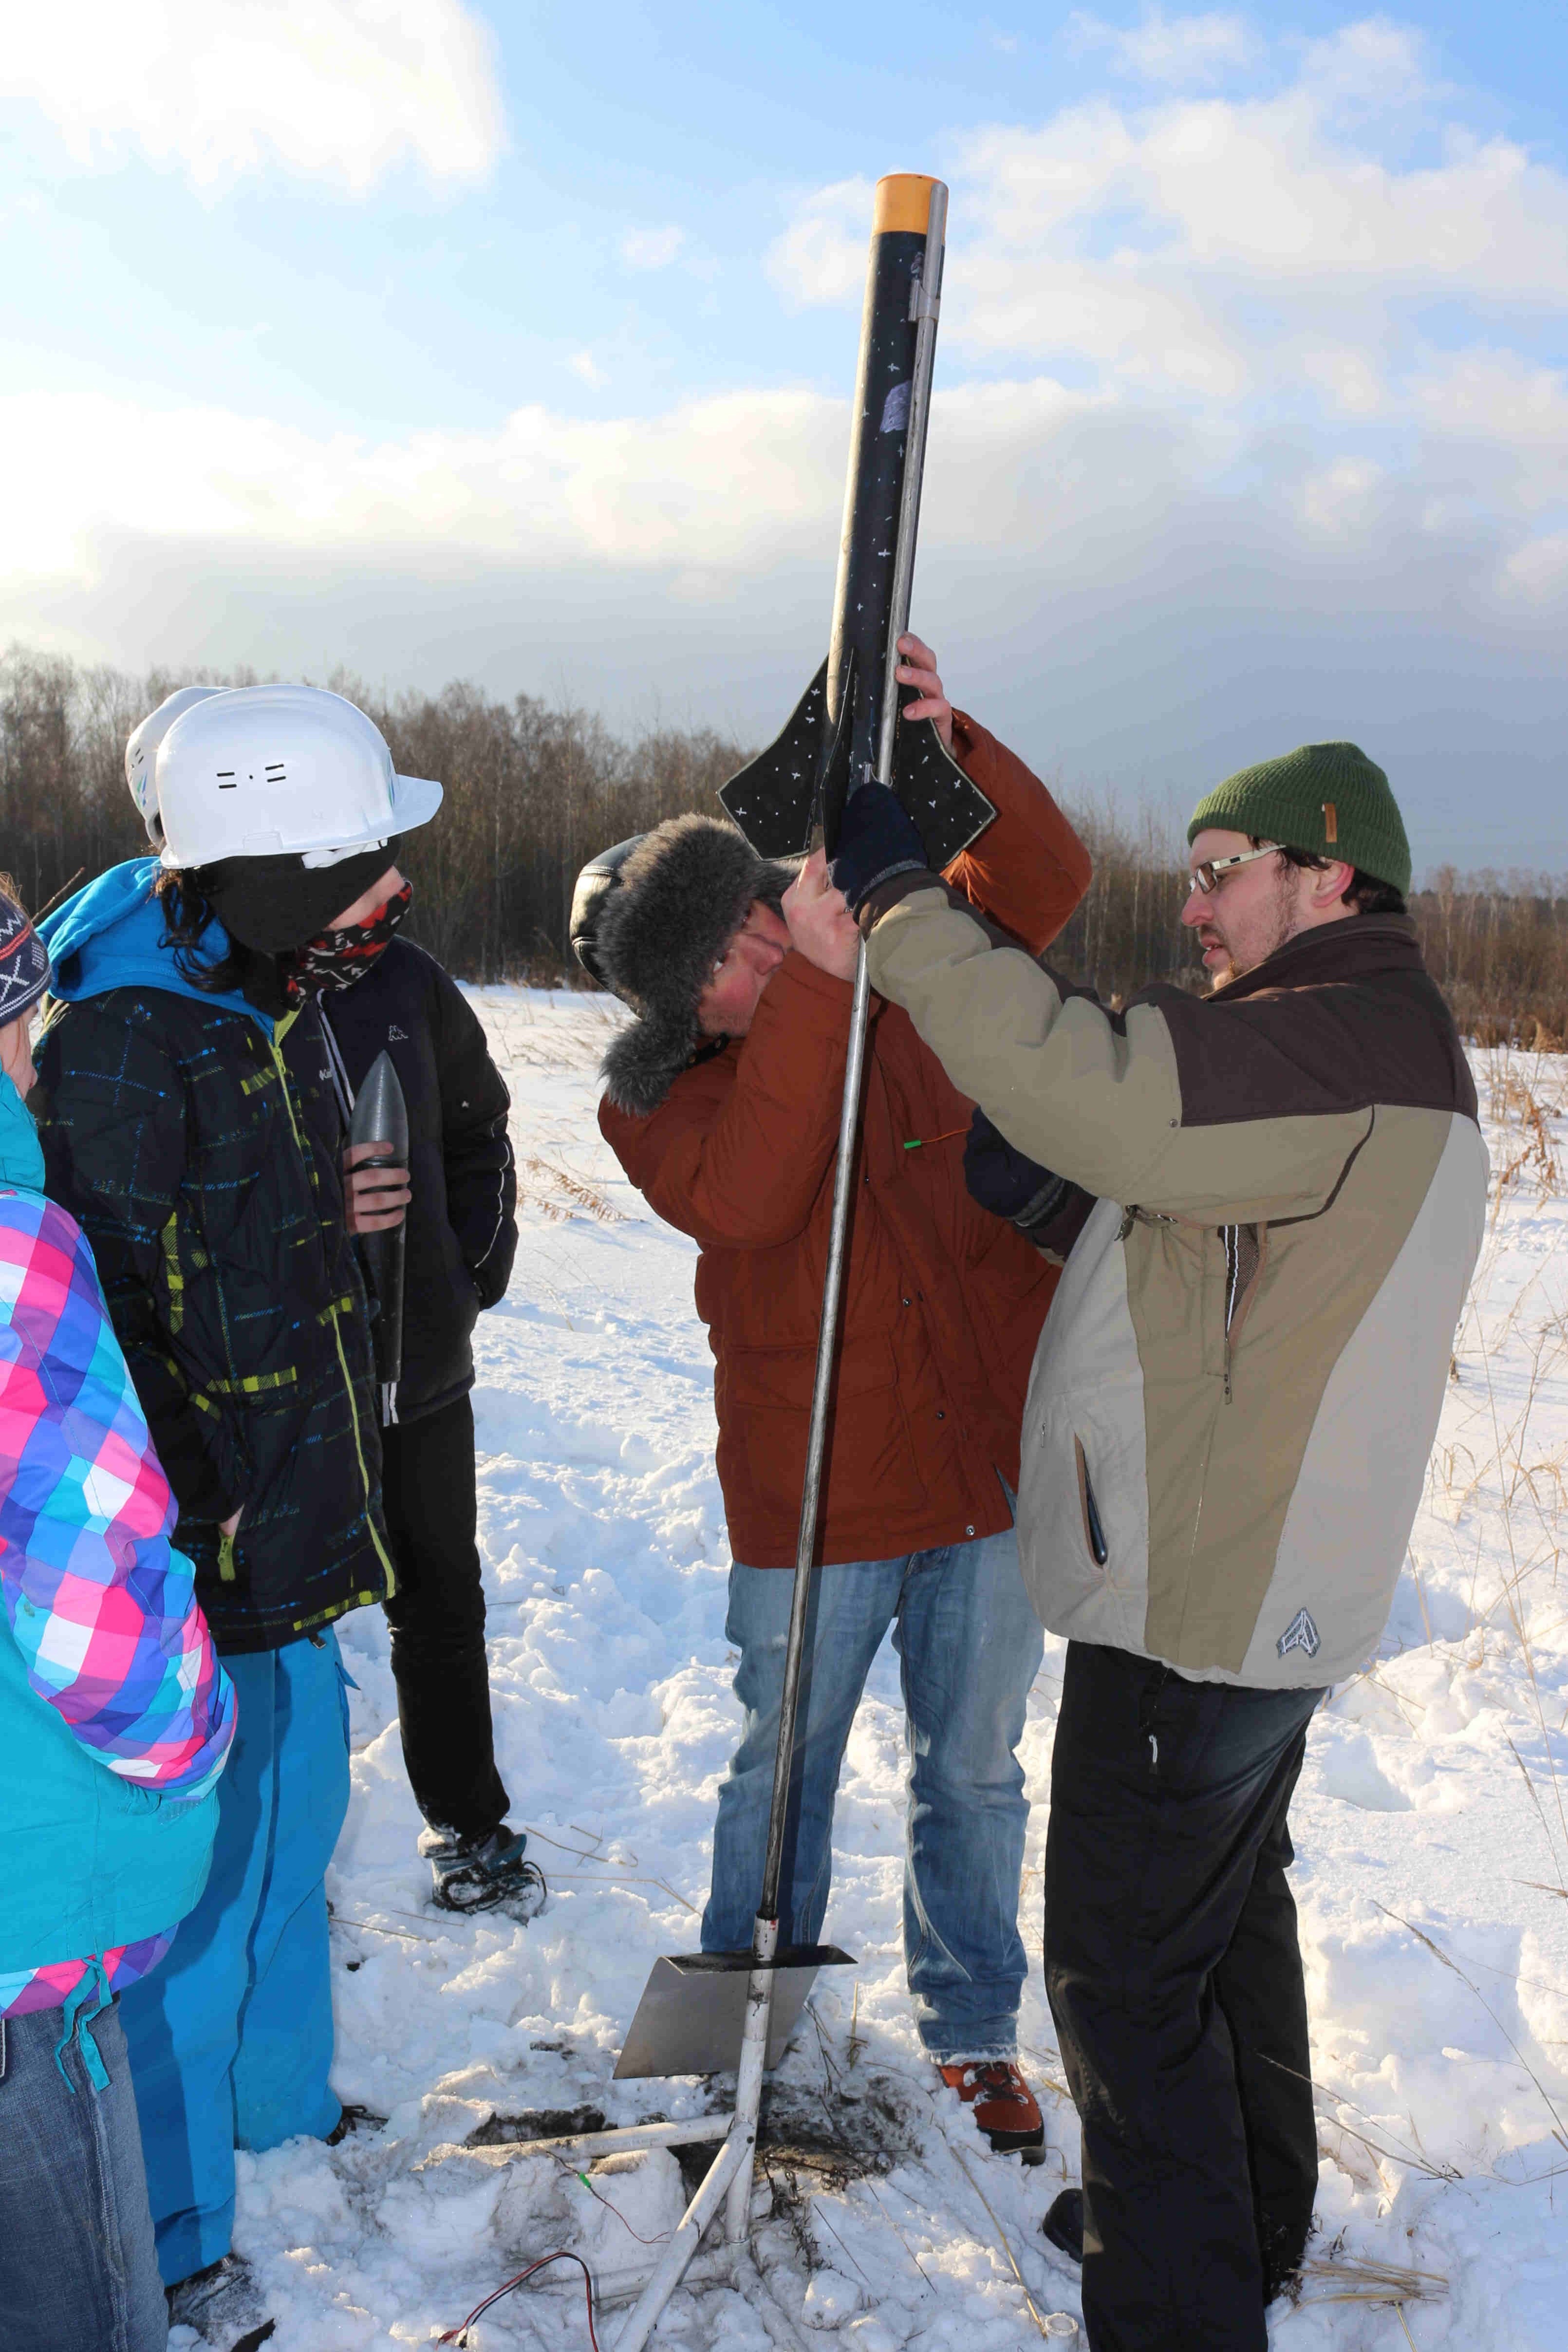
[587,815,793,1116]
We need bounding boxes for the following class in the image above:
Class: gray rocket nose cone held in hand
[350,1048,410,1163]
[349,1049,408,1420]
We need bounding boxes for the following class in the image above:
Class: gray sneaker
[167,2253,274,2349]
[421,1824,547,1921]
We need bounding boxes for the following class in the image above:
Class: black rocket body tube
[721,173,993,865]
[348,1047,409,1426]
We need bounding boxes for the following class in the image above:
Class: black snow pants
[1044,1640,1325,2352]
[380,1395,510,1843]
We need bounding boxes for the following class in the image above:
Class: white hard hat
[154,684,442,871]
[126,687,223,848]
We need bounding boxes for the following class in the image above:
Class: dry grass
[1482,1048,1568,1215]
[517,1153,625,1226]
[1289,2248,1448,2336]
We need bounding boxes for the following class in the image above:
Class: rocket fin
[719,655,995,870]
[718,658,829,859]
[889,698,996,868]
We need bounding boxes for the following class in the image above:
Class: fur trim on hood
[594,815,793,1116]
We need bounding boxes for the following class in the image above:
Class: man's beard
[1205,869,1300,992]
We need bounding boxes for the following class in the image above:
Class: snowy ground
[209,991,1568,2350]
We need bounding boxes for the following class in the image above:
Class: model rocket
[719,174,993,865]
[348,1048,409,1426]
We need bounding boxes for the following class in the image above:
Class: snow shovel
[610,172,992,2352]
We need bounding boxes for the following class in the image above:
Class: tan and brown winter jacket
[859,882,1488,1687]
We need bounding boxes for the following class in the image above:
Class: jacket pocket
[1218,1221,1268,1402]
[1018,1391,1143,1643]
[1074,1435,1109,1567]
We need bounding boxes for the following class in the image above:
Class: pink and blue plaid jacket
[0,1183,236,2018]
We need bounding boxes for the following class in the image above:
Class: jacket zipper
[1219,1222,1267,1401]
[266,1012,308,1159]
[325,1296,397,1598]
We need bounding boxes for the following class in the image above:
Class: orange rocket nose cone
[872,173,945,234]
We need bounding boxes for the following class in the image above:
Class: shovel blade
[613,1946,855,2081]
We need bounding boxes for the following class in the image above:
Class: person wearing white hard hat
[124,684,222,852]
[35,684,438,2343]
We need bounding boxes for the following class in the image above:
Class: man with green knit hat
[824,738,1486,2352]
[1182,740,1411,991]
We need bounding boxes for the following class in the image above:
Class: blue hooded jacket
[41,857,269,1033]
[34,862,394,1653]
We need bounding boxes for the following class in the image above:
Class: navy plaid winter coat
[36,862,394,1655]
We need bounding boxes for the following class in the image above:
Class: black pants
[1044,1642,1325,2352]
[380,1395,510,1843]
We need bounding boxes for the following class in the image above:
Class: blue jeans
[120,1631,350,2285]
[0,1996,168,2352]
[702,1529,1044,2059]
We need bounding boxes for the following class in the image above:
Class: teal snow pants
[119,1630,352,2284]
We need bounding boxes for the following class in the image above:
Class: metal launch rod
[721,174,948,2253]
[614,174,953,2352]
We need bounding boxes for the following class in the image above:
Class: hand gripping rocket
[348,1049,409,1427]
[719,175,993,863]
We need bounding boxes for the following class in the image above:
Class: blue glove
[828,784,928,915]
[964,1108,1068,1231]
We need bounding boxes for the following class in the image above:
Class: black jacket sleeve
[34,1000,243,1520]
[431,968,518,1309]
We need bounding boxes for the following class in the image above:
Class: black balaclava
[202,847,396,957]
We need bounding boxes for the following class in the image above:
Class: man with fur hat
[576,636,1092,2152]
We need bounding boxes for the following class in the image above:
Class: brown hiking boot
[937,2060,1045,2153]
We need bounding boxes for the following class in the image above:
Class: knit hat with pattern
[0,889,51,1028]
[1187,742,1411,897]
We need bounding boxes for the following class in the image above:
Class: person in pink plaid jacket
[0,879,235,2352]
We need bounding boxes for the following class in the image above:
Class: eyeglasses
[1186,841,1283,897]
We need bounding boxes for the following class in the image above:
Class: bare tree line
[3,645,1565,1045]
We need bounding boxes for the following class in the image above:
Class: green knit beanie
[1187,742,1411,897]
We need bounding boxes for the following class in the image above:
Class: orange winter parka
[598,714,1092,1568]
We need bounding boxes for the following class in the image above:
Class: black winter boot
[422,1823,546,1920]
[1042,2187,1083,2264]
[167,2253,275,2349]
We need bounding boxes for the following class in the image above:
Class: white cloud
[947,81,1568,322]
[569,351,606,388]
[763,25,1568,496]
[1298,345,1387,416]
[0,0,502,193]
[620,224,686,270]
[766,178,876,309]
[747,27,1568,628]
[1295,454,1388,538]
[1070,9,1256,88]
[0,387,849,579]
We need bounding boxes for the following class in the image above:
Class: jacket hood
[39,859,272,1035]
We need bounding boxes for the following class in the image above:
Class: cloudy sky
[3,0,1566,870]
